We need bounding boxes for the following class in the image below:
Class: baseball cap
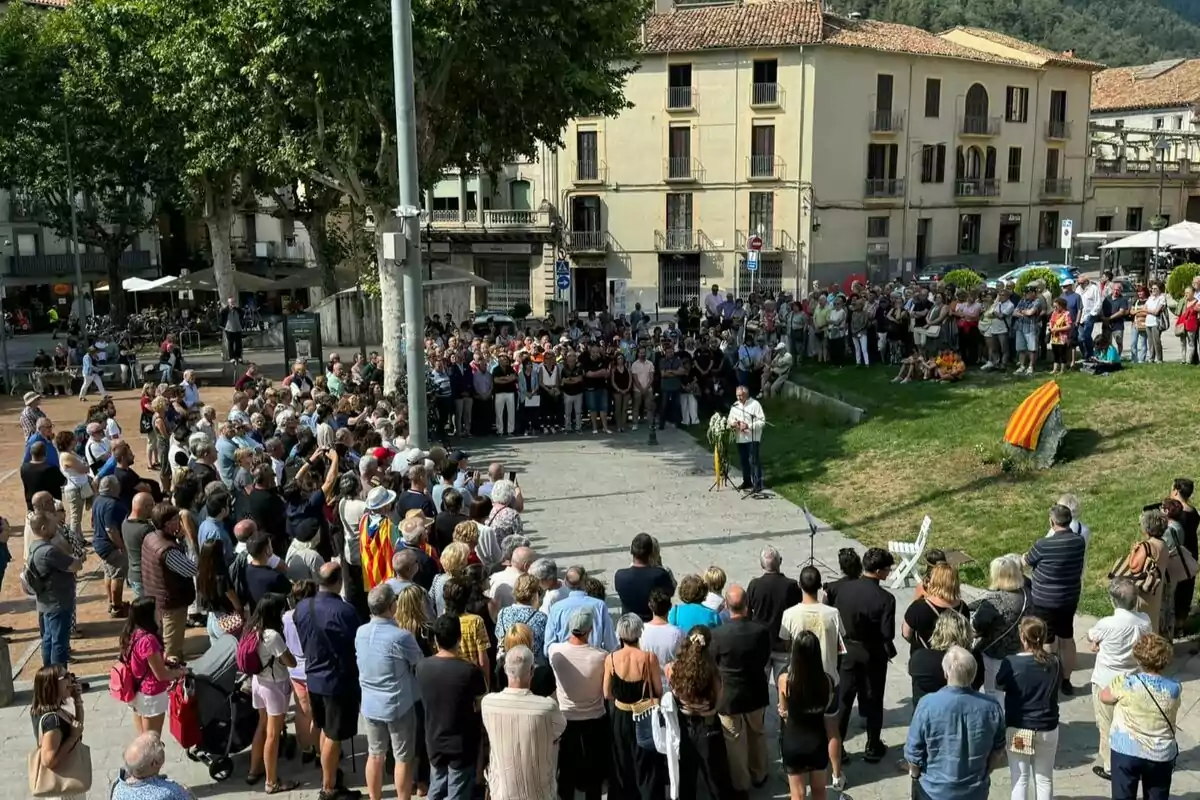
[451,450,469,463]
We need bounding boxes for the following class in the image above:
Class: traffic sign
[745,250,760,272]
[556,273,571,290]
[555,259,570,276]
[747,234,763,252]
[1059,219,1073,249]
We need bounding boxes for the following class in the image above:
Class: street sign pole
[746,233,763,297]
[1060,219,1073,266]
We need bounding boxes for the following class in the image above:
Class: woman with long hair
[431,542,471,617]
[54,429,92,547]
[996,617,1061,800]
[907,610,982,707]
[610,352,633,433]
[777,631,833,800]
[244,592,298,794]
[284,580,319,765]
[196,539,242,642]
[29,665,85,800]
[664,625,734,800]
[393,584,432,797]
[118,597,184,734]
[902,563,970,652]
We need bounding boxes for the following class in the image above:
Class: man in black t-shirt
[1101,283,1130,356]
[613,533,676,621]
[579,344,612,434]
[416,615,487,797]
[560,351,585,432]
[243,531,291,613]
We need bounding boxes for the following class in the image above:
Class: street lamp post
[1152,135,1171,281]
[391,0,428,446]
[64,118,86,322]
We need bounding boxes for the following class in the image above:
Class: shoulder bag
[974,591,1027,656]
[1134,674,1179,769]
[28,713,93,797]
[631,655,663,751]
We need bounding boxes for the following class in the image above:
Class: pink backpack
[236,630,266,676]
[109,636,138,703]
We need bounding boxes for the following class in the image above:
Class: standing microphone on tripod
[727,384,765,494]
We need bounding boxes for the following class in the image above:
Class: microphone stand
[800,506,835,574]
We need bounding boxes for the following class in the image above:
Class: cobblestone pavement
[0,426,1196,799]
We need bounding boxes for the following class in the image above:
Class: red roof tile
[941,26,1104,70]
[1091,59,1200,113]
[641,0,823,53]
[823,16,1029,67]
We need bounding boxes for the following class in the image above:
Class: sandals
[244,772,264,786]
[265,780,300,794]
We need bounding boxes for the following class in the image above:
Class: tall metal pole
[392,0,427,446]
[1155,160,1165,281]
[64,118,85,322]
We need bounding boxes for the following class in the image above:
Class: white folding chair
[888,515,931,589]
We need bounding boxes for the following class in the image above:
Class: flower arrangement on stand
[707,412,736,487]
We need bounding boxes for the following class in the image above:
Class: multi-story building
[420,0,1100,313]
[1087,58,1200,237]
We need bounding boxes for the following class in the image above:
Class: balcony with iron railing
[573,159,607,184]
[655,228,702,252]
[954,178,1001,198]
[566,230,608,253]
[959,115,1001,137]
[418,208,553,228]
[666,86,696,111]
[864,178,905,198]
[664,156,701,182]
[869,109,905,134]
[1041,177,1073,197]
[747,153,783,180]
[9,249,152,278]
[1045,119,1072,140]
[750,82,780,108]
[736,229,796,252]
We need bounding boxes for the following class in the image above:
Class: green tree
[236,0,650,388]
[0,0,180,323]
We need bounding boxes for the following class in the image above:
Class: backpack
[236,629,266,676]
[20,542,51,598]
[72,422,88,458]
[109,635,138,703]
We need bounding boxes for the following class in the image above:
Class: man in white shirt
[779,565,847,791]
[727,385,766,493]
[482,645,566,800]
[762,342,794,398]
[629,348,655,431]
[704,283,724,320]
[488,546,535,610]
[1077,275,1103,360]
[1087,578,1151,781]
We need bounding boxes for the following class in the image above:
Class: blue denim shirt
[216,436,237,485]
[355,617,425,722]
[904,686,1005,800]
[543,590,616,657]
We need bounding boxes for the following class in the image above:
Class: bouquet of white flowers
[706,412,735,484]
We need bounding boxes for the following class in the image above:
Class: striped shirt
[1026,530,1086,608]
[481,688,566,800]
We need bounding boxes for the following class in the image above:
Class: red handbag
[169,680,201,749]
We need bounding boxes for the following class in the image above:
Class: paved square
[0,426,1196,799]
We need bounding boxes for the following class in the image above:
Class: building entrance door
[573,267,608,313]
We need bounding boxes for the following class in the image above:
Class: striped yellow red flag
[1004,380,1061,451]
[359,513,395,590]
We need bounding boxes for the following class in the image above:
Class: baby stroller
[180,634,261,781]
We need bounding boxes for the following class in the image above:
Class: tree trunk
[375,204,405,394]
[105,251,128,324]
[203,180,237,304]
[305,213,339,297]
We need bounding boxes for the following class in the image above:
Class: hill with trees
[842,0,1200,66]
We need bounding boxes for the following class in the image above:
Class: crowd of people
[8,300,1195,800]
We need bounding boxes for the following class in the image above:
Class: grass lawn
[748,363,1200,617]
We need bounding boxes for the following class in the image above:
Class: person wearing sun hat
[20,390,47,441]
[763,340,794,399]
[359,485,398,590]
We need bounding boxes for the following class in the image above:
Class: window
[1045,148,1061,180]
[876,74,894,112]
[1127,207,1144,230]
[666,192,693,232]
[958,214,981,255]
[920,145,936,182]
[1005,87,1029,123]
[866,143,898,180]
[867,216,889,238]
[749,192,774,243]
[985,147,997,180]
[667,64,693,110]
[1095,215,1113,232]
[924,78,941,118]
[1176,116,1185,129]
[1007,147,1022,182]
[15,232,38,255]
[1154,117,1165,129]
[752,59,779,106]
[750,124,776,177]
[570,195,602,233]
[1038,211,1060,249]
[667,126,691,178]
[576,130,598,181]
[508,180,531,211]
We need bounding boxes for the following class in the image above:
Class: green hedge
[941,268,985,290]
[1015,267,1062,298]
[1166,263,1200,299]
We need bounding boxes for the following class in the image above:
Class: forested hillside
[841,0,1200,66]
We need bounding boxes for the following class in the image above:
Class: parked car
[913,263,972,286]
[472,309,517,337]
[986,263,1079,289]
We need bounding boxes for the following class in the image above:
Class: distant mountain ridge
[838,0,1200,67]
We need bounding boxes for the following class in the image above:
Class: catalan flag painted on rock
[359,513,395,590]
[1004,380,1062,451]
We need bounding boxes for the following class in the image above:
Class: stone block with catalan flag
[1003,379,1067,468]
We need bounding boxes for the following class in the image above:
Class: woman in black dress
[664,625,735,800]
[777,631,833,800]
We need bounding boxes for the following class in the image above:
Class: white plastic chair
[888,515,931,589]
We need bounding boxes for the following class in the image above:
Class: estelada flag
[1004,380,1061,451]
[359,512,395,590]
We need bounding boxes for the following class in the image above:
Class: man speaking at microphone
[727,385,766,493]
